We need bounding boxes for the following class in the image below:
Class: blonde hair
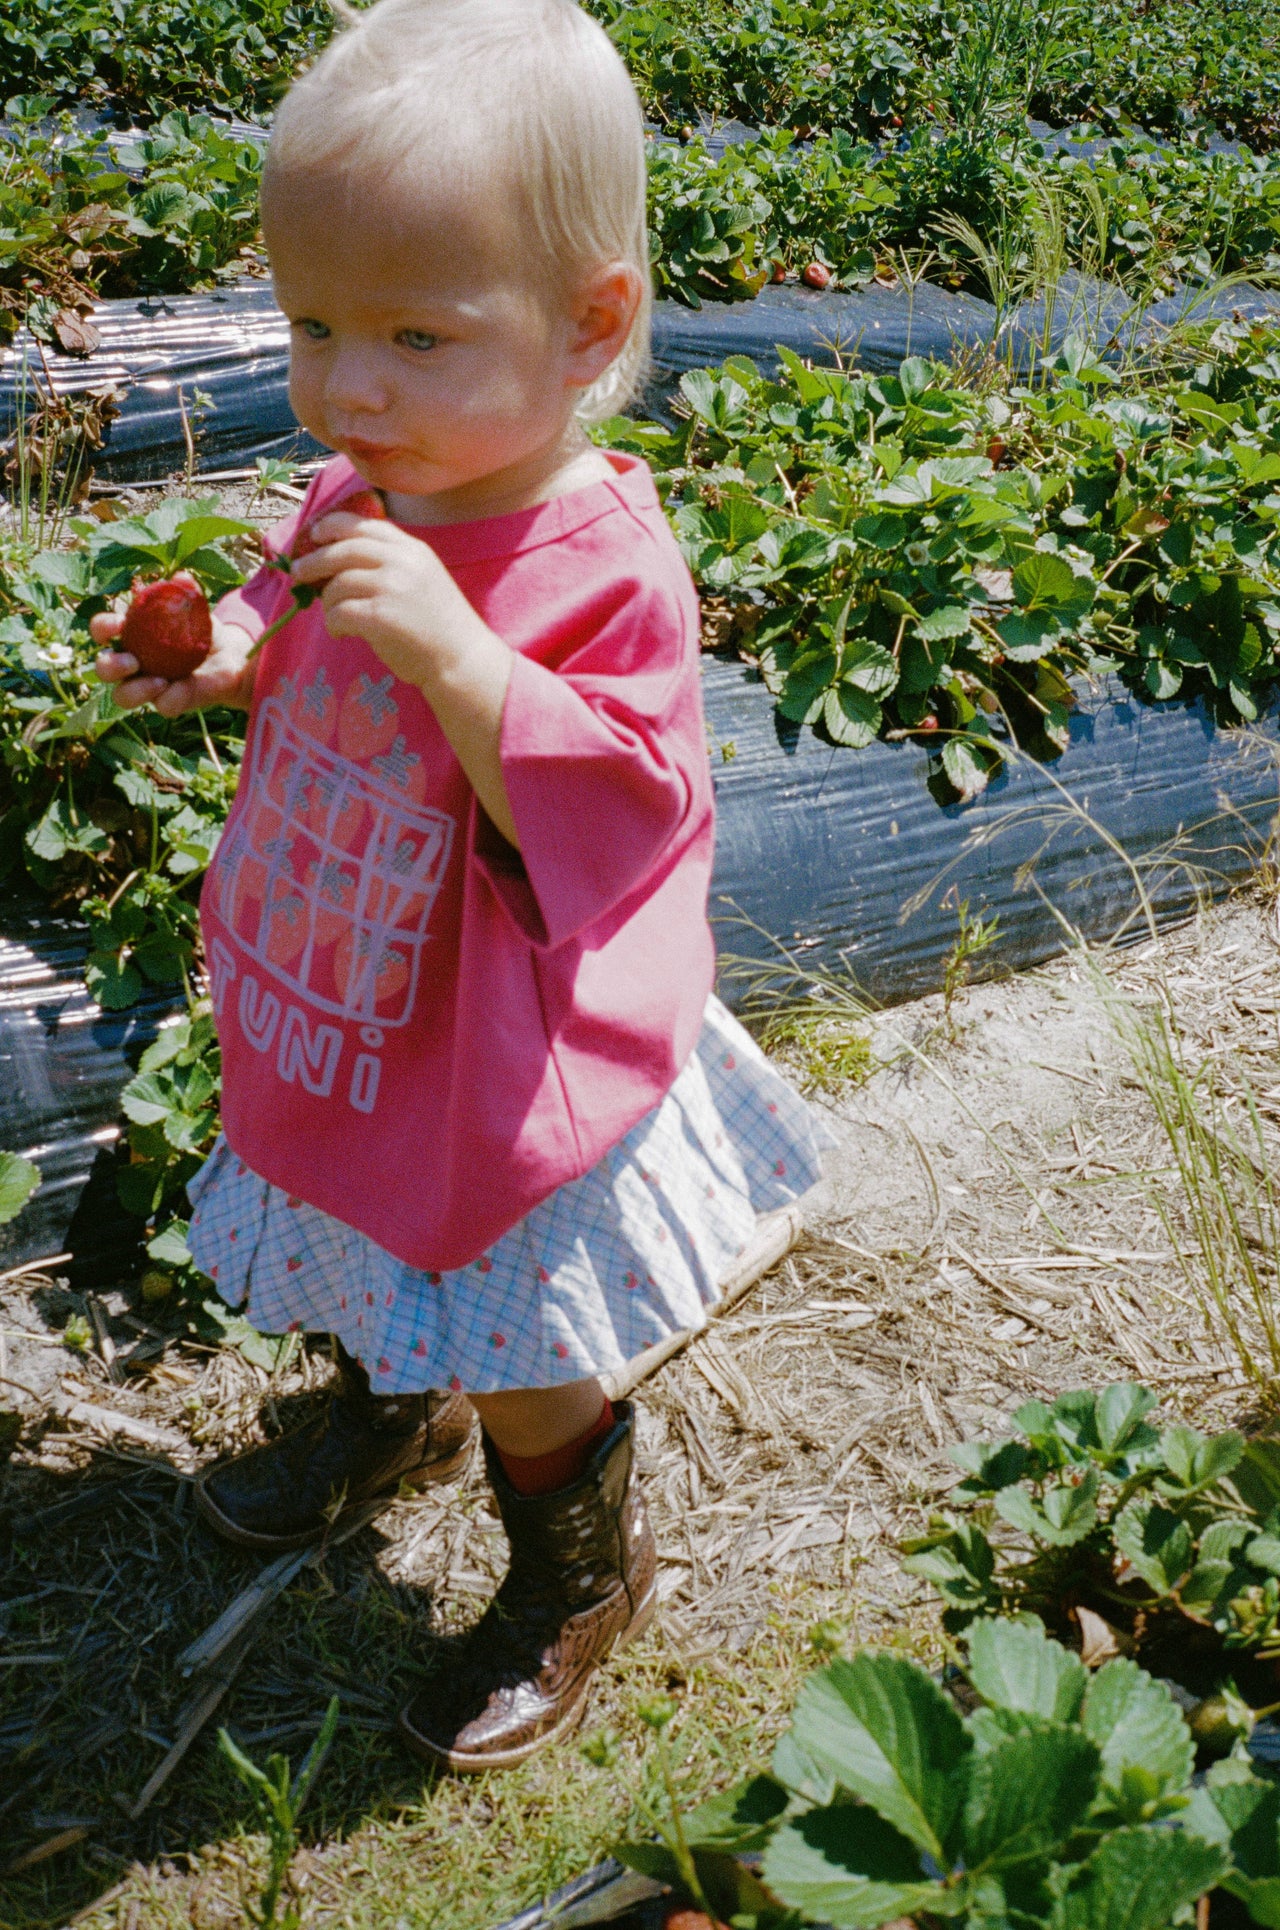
[263,0,651,420]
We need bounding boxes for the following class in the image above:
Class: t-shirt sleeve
[471,577,707,951]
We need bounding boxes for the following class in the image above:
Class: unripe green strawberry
[120,572,213,680]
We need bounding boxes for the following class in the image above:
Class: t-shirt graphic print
[210,664,456,1116]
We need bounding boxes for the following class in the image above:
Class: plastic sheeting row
[4,657,1278,1272]
[5,267,1278,483]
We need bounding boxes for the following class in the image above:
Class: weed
[1099,977,1280,1393]
[217,1694,340,1930]
[941,888,1001,1034]
[754,1003,874,1094]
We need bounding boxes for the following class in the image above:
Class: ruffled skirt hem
[187,994,834,1393]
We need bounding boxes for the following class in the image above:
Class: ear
[563,261,645,391]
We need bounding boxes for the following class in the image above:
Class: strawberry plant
[902,1382,1280,1705]
[606,1614,1280,1930]
[1,0,333,124]
[594,0,1280,150]
[0,1150,41,1226]
[0,97,265,343]
[0,495,252,985]
[596,314,1280,799]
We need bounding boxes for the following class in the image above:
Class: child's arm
[291,510,520,847]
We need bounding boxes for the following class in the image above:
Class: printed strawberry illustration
[306,854,359,945]
[119,573,213,680]
[333,926,410,1013]
[338,670,400,759]
[293,666,339,744]
[369,733,427,803]
[264,878,308,967]
[248,484,388,658]
[303,765,366,849]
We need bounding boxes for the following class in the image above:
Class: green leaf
[1012,550,1094,617]
[147,1219,192,1269]
[1160,1424,1244,1491]
[1081,1659,1194,1815]
[772,1727,837,1806]
[682,1774,789,1852]
[25,797,109,863]
[842,637,898,697]
[136,179,190,228]
[0,1151,41,1225]
[916,604,973,642]
[1201,1766,1280,1921]
[941,736,997,801]
[950,1439,1031,1492]
[967,1618,1087,1722]
[960,1717,1099,1872]
[788,1653,971,1861]
[763,1805,953,1930]
[120,1070,175,1127]
[171,513,256,565]
[1059,1827,1228,1930]
[84,951,144,1010]
[994,1468,1100,1546]
[1143,658,1182,700]
[1112,1496,1194,1593]
[779,647,838,722]
[996,608,1063,659]
[1096,1385,1159,1456]
[824,683,882,747]
[201,1301,298,1374]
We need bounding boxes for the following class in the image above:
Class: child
[93,0,830,1772]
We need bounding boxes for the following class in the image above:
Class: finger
[106,674,172,712]
[89,612,125,646]
[95,648,141,684]
[153,676,203,718]
[290,537,388,585]
[307,510,392,544]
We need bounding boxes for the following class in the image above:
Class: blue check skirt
[186,994,833,1394]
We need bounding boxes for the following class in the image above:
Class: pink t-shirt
[200,452,716,1271]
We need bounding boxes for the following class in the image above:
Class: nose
[323,343,389,419]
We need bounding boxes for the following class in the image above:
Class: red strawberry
[802,261,833,289]
[251,487,389,660]
[288,487,386,566]
[771,260,788,283]
[120,573,212,680]
[918,713,939,733]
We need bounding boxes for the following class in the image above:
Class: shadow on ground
[0,1378,462,1929]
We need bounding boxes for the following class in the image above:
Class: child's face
[266,170,609,517]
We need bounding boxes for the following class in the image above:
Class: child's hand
[92,611,259,716]
[290,510,492,688]
[292,508,519,846]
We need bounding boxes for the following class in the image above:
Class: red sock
[494,1396,616,1496]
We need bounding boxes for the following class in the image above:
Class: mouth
[341,437,405,464]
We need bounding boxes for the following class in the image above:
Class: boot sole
[194,1433,477,1554]
[396,1582,659,1773]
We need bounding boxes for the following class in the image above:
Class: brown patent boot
[195,1346,478,1553]
[397,1399,658,1771]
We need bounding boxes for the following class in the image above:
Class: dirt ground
[4,867,1279,1927]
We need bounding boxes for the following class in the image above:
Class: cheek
[288,356,326,435]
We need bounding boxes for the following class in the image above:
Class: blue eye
[294,318,330,341]
[397,328,438,351]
